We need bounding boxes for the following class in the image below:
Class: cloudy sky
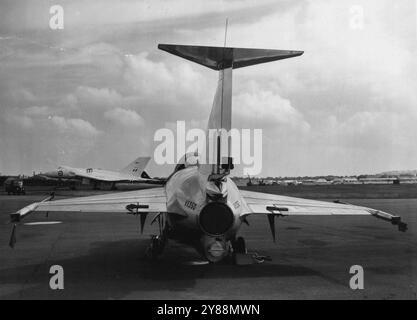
[0,0,416,177]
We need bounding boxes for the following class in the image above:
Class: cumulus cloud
[123,52,211,111]
[24,106,52,117]
[0,0,415,176]
[73,86,124,110]
[4,112,33,129]
[50,116,101,137]
[234,83,310,132]
[324,111,417,150]
[104,107,145,127]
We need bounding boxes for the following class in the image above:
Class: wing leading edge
[9,187,174,248]
[239,190,407,233]
[10,187,169,222]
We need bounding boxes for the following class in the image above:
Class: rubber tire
[233,236,246,254]
[147,236,164,260]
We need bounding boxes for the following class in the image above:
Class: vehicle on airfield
[4,177,26,195]
[9,43,407,263]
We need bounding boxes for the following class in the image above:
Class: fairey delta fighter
[10,44,407,263]
[37,156,155,189]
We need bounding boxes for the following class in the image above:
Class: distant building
[316,178,330,185]
[358,177,400,184]
[342,177,359,184]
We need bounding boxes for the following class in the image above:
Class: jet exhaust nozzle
[199,202,234,236]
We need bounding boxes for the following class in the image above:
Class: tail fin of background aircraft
[120,156,151,177]
[158,44,303,179]
[141,170,151,179]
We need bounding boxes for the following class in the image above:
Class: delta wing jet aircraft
[38,156,156,189]
[10,44,407,263]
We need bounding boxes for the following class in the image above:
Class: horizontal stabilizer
[158,44,303,70]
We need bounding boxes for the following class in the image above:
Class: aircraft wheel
[232,236,246,254]
[146,235,165,260]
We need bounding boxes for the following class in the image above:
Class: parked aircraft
[37,156,155,189]
[9,44,407,263]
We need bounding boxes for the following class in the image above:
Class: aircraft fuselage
[165,166,245,262]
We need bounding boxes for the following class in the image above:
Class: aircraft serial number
[184,200,197,210]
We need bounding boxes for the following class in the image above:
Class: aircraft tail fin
[158,44,303,179]
[120,156,151,177]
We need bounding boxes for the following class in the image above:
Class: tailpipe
[198,202,234,236]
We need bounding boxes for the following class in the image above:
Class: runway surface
[0,189,416,299]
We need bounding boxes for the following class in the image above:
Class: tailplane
[158,45,303,71]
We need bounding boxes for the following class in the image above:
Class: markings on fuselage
[185,200,197,210]
[233,201,240,209]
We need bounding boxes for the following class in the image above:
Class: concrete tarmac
[0,189,416,299]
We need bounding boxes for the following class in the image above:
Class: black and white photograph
[0,0,416,306]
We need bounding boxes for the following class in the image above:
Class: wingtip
[158,43,169,50]
[390,216,407,232]
[10,212,20,223]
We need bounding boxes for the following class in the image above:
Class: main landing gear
[231,236,247,254]
[145,213,167,260]
[146,235,166,260]
[230,236,247,264]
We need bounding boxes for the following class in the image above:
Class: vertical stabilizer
[202,67,233,178]
[120,156,151,178]
[158,44,303,178]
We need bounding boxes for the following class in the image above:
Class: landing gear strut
[146,235,166,260]
[232,236,247,254]
[145,213,167,260]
